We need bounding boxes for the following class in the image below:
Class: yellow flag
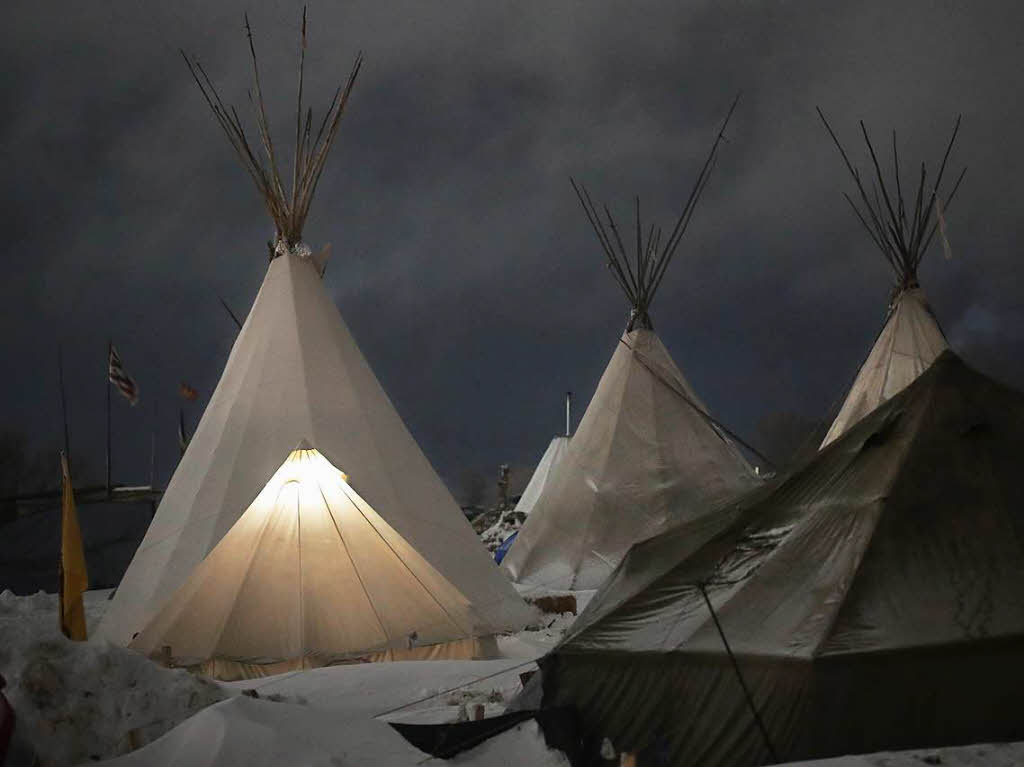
[59,452,89,640]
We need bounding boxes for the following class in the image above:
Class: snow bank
[0,589,227,765]
[224,658,532,723]
[96,696,425,767]
[781,742,1024,766]
[478,508,526,553]
[96,695,571,767]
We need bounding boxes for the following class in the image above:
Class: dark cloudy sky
[3,1,1023,501]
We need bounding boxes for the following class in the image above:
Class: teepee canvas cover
[131,445,495,679]
[503,99,757,590]
[818,112,963,447]
[99,16,531,644]
[541,352,1024,766]
[502,329,757,590]
[513,435,569,518]
[821,287,947,445]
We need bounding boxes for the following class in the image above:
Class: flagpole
[57,452,66,635]
[149,400,157,488]
[106,340,112,499]
[58,345,71,466]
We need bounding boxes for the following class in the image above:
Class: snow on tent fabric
[502,100,758,590]
[130,445,498,679]
[540,351,1024,766]
[98,19,532,646]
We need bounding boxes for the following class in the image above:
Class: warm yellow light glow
[273,447,349,488]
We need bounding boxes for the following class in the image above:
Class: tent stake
[698,582,780,763]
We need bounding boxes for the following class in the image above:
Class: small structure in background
[497,463,511,509]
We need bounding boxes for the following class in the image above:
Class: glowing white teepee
[99,17,531,644]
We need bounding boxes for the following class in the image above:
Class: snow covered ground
[0,589,226,765]
[0,588,573,766]
[3,587,1022,766]
[784,742,1024,766]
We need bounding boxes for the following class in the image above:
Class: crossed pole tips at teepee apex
[570,93,741,332]
[816,107,967,297]
[181,7,363,255]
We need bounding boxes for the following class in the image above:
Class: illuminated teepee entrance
[131,444,495,679]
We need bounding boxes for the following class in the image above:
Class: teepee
[818,111,965,448]
[481,396,572,556]
[99,15,532,645]
[502,100,758,591]
[514,434,570,519]
[131,444,496,679]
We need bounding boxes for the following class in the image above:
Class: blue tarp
[494,532,518,564]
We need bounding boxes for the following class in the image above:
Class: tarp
[542,351,1024,766]
[100,253,532,645]
[494,532,517,564]
[502,328,757,590]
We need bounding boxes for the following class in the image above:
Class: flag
[108,345,139,405]
[179,382,198,401]
[178,409,189,456]
[59,452,89,640]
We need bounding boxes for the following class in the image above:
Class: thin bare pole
[565,391,572,437]
[58,345,71,467]
[217,293,243,330]
[149,400,157,488]
[105,340,112,498]
[698,582,779,763]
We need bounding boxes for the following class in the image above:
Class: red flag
[179,382,199,401]
[108,345,139,406]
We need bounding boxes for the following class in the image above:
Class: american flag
[108,345,139,406]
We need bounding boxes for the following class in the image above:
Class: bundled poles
[571,94,740,331]
[181,8,363,252]
[816,108,966,291]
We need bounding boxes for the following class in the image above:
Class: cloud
[2,0,1023,495]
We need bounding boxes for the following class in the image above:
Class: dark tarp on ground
[540,351,1024,766]
[389,707,583,764]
